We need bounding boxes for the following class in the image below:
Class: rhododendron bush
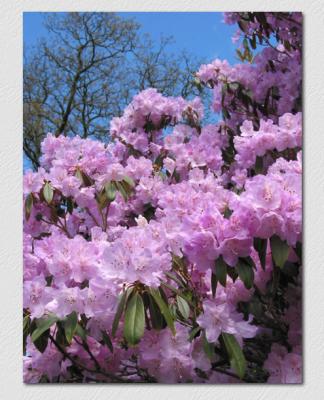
[23,12,302,383]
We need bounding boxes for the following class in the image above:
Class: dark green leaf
[97,189,109,210]
[253,237,267,270]
[248,298,263,318]
[43,182,54,204]
[227,266,238,282]
[101,330,114,353]
[188,326,201,341]
[123,292,145,346]
[75,169,93,187]
[214,256,227,287]
[202,331,215,360]
[31,314,59,343]
[55,323,69,348]
[164,271,185,287]
[75,168,83,184]
[75,323,87,341]
[149,287,175,335]
[270,235,290,268]
[172,254,186,270]
[112,288,133,337]
[23,315,30,332]
[236,257,255,289]
[238,20,248,32]
[250,34,257,49]
[222,108,230,120]
[211,272,217,298]
[222,332,246,379]
[25,193,33,220]
[81,172,93,187]
[224,207,233,219]
[255,13,268,27]
[295,241,302,260]
[33,330,50,353]
[115,181,128,201]
[63,311,78,344]
[284,40,291,51]
[176,295,190,320]
[66,197,74,214]
[23,315,30,354]
[282,261,299,277]
[148,293,166,330]
[104,181,116,202]
[123,175,135,188]
[120,179,133,196]
[255,156,263,174]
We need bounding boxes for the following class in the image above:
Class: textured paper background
[1,1,323,399]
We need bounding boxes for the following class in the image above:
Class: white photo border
[1,1,323,399]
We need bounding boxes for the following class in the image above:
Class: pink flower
[23,275,52,318]
[197,299,257,343]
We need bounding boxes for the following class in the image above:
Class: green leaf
[202,331,215,360]
[253,238,267,270]
[104,181,116,202]
[43,182,54,204]
[23,315,30,332]
[101,330,114,353]
[284,40,291,52]
[176,295,190,320]
[112,288,133,337]
[222,108,230,120]
[23,315,31,354]
[75,169,93,187]
[63,311,78,344]
[224,207,233,219]
[214,256,227,287]
[211,272,217,298]
[33,330,50,353]
[75,168,83,184]
[172,254,186,271]
[236,49,245,62]
[66,197,74,214]
[164,271,185,287]
[120,179,133,196]
[295,241,302,260]
[250,34,257,49]
[236,257,255,289]
[115,181,128,201]
[255,156,263,174]
[270,235,290,268]
[75,323,87,341]
[123,292,145,346]
[222,332,246,379]
[282,261,299,277]
[31,314,59,343]
[25,194,33,220]
[149,287,175,335]
[55,323,69,348]
[123,175,135,188]
[81,172,93,187]
[248,298,263,318]
[96,188,109,210]
[188,326,201,341]
[148,293,166,330]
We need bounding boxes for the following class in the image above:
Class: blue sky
[23,12,238,64]
[23,12,238,170]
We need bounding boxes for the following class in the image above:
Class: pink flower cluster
[23,12,302,384]
[234,112,302,169]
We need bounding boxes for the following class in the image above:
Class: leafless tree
[23,12,204,169]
